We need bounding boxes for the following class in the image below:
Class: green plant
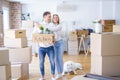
[93,19,101,24]
[39,25,44,30]
[45,28,51,34]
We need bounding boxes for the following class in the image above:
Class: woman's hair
[52,14,60,24]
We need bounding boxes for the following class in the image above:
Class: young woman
[51,14,64,79]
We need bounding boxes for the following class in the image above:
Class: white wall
[22,0,120,30]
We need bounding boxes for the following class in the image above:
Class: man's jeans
[38,46,55,76]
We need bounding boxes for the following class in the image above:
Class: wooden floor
[29,53,91,80]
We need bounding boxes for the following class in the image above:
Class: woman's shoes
[55,74,63,79]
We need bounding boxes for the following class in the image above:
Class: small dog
[62,61,82,75]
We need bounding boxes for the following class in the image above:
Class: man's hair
[43,11,51,17]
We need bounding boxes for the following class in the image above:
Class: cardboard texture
[0,65,11,80]
[4,29,26,38]
[91,33,120,76]
[76,30,88,37]
[68,40,78,55]
[9,47,32,63]
[102,20,115,25]
[4,38,27,48]
[113,25,120,32]
[103,25,113,32]
[91,55,120,76]
[11,63,29,79]
[90,33,120,56]
[0,48,9,65]
[32,33,54,44]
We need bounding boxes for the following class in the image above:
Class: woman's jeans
[38,46,55,76]
[54,40,64,74]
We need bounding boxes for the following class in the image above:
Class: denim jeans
[38,46,55,76]
[54,40,64,74]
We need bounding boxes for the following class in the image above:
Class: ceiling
[8,0,117,4]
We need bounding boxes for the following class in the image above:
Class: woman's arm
[48,24,62,32]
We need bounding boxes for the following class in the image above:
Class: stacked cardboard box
[11,63,29,79]
[102,20,116,32]
[0,48,11,80]
[4,29,27,48]
[90,33,120,76]
[113,25,120,32]
[68,30,78,55]
[4,29,32,79]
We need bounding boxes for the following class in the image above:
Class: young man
[32,11,55,80]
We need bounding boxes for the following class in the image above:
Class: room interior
[0,0,120,80]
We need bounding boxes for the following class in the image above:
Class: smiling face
[52,14,59,24]
[44,13,51,23]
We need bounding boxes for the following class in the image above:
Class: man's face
[44,14,51,23]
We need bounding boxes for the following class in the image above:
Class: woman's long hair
[52,14,60,24]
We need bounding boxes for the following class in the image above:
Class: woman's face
[52,15,59,24]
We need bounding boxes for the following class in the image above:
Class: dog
[62,61,82,75]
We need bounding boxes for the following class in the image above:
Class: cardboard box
[113,25,120,32]
[0,65,11,80]
[4,38,27,48]
[32,33,54,44]
[4,29,26,38]
[76,30,88,38]
[103,25,113,32]
[69,30,77,36]
[68,40,78,55]
[90,33,120,56]
[102,20,115,25]
[9,47,32,63]
[91,55,120,76]
[69,30,77,41]
[68,35,77,41]
[22,20,34,28]
[0,48,9,65]
[11,63,29,79]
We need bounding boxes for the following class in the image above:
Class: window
[3,7,10,29]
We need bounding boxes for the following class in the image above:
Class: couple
[32,11,64,80]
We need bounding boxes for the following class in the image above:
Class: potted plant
[39,25,44,34]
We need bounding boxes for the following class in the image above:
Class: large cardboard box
[32,33,54,44]
[0,65,11,80]
[4,29,26,38]
[9,47,32,63]
[22,20,34,28]
[90,33,120,56]
[11,63,29,79]
[68,40,78,55]
[113,25,120,32]
[69,31,77,41]
[91,55,120,76]
[4,38,27,48]
[0,48,9,65]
